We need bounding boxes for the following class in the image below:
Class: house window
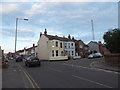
[56,41,58,47]
[60,43,62,48]
[52,41,54,47]
[80,45,83,48]
[69,51,70,56]
[68,43,70,48]
[64,43,67,48]
[52,50,54,57]
[71,43,73,46]
[72,51,74,56]
[56,50,58,56]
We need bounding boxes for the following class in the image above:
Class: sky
[0,0,118,53]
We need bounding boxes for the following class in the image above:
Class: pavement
[2,60,33,88]
[90,58,120,72]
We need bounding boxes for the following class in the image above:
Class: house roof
[75,39,88,47]
[87,41,104,46]
[45,34,74,42]
[25,46,37,51]
[16,45,37,53]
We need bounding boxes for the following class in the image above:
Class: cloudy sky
[0,0,118,53]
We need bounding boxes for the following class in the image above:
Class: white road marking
[61,63,120,74]
[72,75,113,88]
[48,67,63,73]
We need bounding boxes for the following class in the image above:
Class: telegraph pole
[91,19,95,41]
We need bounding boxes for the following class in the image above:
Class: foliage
[103,28,120,53]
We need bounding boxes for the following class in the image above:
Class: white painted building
[64,41,75,56]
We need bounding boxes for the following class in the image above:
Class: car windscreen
[29,57,39,60]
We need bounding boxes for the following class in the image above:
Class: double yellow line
[17,64,40,89]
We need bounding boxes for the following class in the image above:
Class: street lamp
[14,18,28,57]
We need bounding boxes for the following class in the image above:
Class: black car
[15,56,23,62]
[25,56,41,67]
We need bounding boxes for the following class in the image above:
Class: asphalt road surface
[2,58,119,88]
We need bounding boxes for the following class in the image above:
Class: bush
[103,28,120,53]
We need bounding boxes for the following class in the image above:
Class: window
[69,51,70,56]
[56,50,58,56]
[56,41,58,47]
[71,43,73,46]
[52,41,54,47]
[64,43,67,48]
[52,50,54,57]
[68,43,70,48]
[72,51,74,56]
[60,43,62,48]
[80,45,83,48]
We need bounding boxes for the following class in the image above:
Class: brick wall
[104,53,120,66]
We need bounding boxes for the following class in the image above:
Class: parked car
[88,53,103,59]
[15,56,23,62]
[2,60,8,68]
[9,57,14,60]
[25,56,41,67]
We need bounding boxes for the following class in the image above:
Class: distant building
[87,41,111,54]
[75,40,89,58]
[24,44,37,56]
[16,44,37,56]
[87,41,100,53]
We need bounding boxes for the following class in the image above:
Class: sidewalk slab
[2,61,32,88]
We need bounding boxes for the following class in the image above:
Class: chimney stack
[72,36,74,40]
[44,28,47,36]
[40,32,42,37]
[68,34,71,40]
[33,44,35,47]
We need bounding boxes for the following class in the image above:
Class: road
[2,58,119,88]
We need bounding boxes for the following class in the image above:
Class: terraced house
[37,29,76,60]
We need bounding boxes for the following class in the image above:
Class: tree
[103,28,120,53]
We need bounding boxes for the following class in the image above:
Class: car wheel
[38,62,41,66]
[38,63,40,66]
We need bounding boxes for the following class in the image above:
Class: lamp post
[14,18,28,57]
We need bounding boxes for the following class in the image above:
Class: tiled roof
[45,35,74,41]
[25,46,37,51]
[16,46,37,52]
